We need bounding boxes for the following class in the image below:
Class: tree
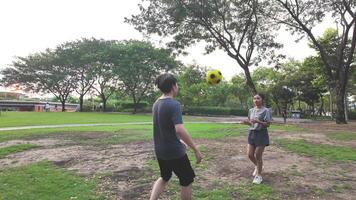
[58,38,105,112]
[270,84,296,118]
[176,65,207,106]
[93,66,117,112]
[88,40,117,112]
[298,56,328,116]
[0,49,76,111]
[126,0,283,94]
[92,62,117,112]
[111,40,180,113]
[272,0,356,124]
[230,73,251,109]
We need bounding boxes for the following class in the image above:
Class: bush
[183,106,248,116]
[349,111,356,120]
[117,101,149,112]
[80,100,150,112]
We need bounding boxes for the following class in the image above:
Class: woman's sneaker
[253,175,263,184]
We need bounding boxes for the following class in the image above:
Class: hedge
[349,111,356,120]
[183,106,248,116]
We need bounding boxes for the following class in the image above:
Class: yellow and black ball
[206,69,222,85]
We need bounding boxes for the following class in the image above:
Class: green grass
[186,123,245,139]
[193,182,276,200]
[276,139,356,161]
[327,132,356,141]
[269,124,305,132]
[0,125,152,143]
[0,123,245,143]
[0,162,105,200]
[0,144,38,158]
[0,112,152,127]
[0,112,213,128]
[236,182,276,200]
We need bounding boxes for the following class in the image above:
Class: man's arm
[175,124,202,164]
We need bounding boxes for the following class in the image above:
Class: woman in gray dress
[243,93,272,184]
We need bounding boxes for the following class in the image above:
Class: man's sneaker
[252,175,263,184]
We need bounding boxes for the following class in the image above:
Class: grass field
[0,112,355,199]
[0,112,152,127]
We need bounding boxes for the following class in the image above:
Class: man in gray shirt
[150,73,202,200]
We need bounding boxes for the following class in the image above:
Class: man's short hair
[155,73,177,94]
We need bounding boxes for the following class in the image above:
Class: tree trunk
[103,99,107,112]
[133,102,138,114]
[335,83,347,124]
[61,100,66,112]
[318,96,324,116]
[79,95,84,112]
[132,94,137,114]
[243,68,257,95]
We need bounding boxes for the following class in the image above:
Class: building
[0,100,79,112]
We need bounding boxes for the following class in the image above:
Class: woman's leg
[255,146,265,175]
[247,144,257,166]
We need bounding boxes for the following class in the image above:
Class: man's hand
[194,149,202,164]
[180,139,188,150]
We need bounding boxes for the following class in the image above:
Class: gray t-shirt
[248,106,272,130]
[152,98,185,160]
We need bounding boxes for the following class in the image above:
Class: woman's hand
[251,119,267,126]
[243,119,252,125]
[250,119,258,124]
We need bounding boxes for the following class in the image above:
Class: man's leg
[180,184,192,200]
[150,177,169,200]
[255,146,265,175]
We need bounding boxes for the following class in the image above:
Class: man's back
[152,98,185,160]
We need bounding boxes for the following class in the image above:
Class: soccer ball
[206,69,222,85]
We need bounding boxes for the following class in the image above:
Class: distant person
[282,110,287,123]
[44,102,50,112]
[150,73,202,200]
[242,93,272,184]
[99,102,103,112]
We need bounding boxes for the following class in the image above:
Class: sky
[0,0,334,93]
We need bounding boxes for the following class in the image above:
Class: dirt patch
[298,121,356,133]
[1,121,356,199]
[0,142,154,175]
[97,167,153,200]
[195,138,315,184]
[0,138,71,148]
[178,130,356,200]
[52,131,113,140]
[271,121,356,148]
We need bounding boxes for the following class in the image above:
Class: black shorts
[157,154,195,186]
[248,129,270,147]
